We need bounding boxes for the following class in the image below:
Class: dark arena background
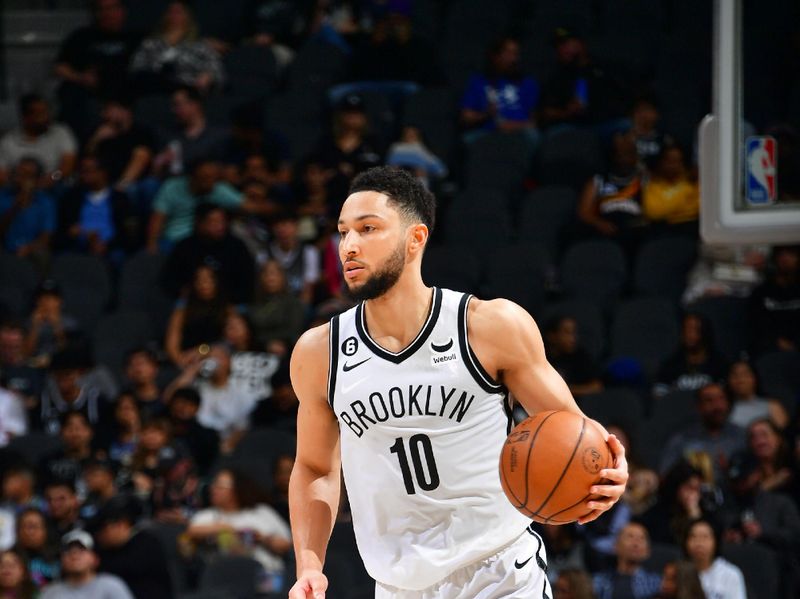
[0,1,798,598]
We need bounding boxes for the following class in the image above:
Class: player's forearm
[289,462,341,574]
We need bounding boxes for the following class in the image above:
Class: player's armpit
[468,298,582,416]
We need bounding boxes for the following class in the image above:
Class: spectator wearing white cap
[39,530,133,599]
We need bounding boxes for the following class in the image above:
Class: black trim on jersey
[503,392,514,435]
[457,294,505,394]
[327,315,340,408]
[354,287,443,364]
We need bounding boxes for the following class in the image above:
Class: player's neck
[363,274,432,348]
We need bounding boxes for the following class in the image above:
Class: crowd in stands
[0,0,798,597]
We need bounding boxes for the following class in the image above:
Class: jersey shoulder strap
[456,292,505,394]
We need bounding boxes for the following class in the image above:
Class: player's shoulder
[292,322,331,361]
[467,296,534,331]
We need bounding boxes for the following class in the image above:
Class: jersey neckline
[355,287,443,364]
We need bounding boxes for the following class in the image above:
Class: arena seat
[403,88,458,167]
[91,310,156,383]
[722,542,780,599]
[518,185,578,262]
[610,297,679,378]
[537,129,603,189]
[634,237,697,304]
[560,240,627,310]
[541,298,606,359]
[51,254,112,331]
[690,296,749,361]
[481,243,550,318]
[199,555,263,598]
[464,131,532,196]
[421,246,482,294]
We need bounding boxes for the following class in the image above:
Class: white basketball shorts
[374,526,551,599]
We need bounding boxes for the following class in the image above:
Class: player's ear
[407,223,429,254]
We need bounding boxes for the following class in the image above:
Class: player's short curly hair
[349,166,436,233]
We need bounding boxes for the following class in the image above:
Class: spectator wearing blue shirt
[56,155,139,260]
[460,37,540,144]
[0,157,56,260]
[593,522,662,599]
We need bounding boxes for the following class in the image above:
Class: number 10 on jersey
[390,434,440,494]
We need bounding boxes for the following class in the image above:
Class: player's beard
[344,243,406,302]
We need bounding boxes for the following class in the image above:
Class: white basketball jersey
[328,287,531,591]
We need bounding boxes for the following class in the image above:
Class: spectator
[682,243,768,306]
[250,259,309,357]
[56,155,138,259]
[164,264,233,367]
[24,281,80,365]
[43,480,82,538]
[152,87,230,178]
[642,144,699,236]
[554,568,595,599]
[660,384,746,482]
[85,96,156,195]
[38,346,109,435]
[460,36,539,141]
[310,94,382,192]
[264,211,321,304]
[294,161,342,239]
[347,4,439,86]
[250,360,298,430]
[166,387,219,476]
[93,498,173,599]
[121,349,165,420]
[224,312,281,406]
[683,518,746,599]
[186,468,291,593]
[386,127,448,189]
[130,1,224,94]
[230,179,278,256]
[270,454,293,525]
[39,411,94,494]
[53,0,139,135]
[0,548,36,599]
[729,418,799,503]
[80,458,120,522]
[539,525,588,586]
[639,461,716,546]
[0,96,77,186]
[0,158,56,261]
[543,316,603,397]
[164,345,254,447]
[222,107,293,190]
[103,394,141,467]
[159,203,256,304]
[14,508,60,588]
[147,159,242,251]
[2,466,45,515]
[593,522,661,599]
[40,530,134,599]
[726,360,788,429]
[654,314,729,397]
[128,418,199,523]
[748,245,800,354]
[538,27,628,130]
[0,320,44,419]
[578,131,646,253]
[630,96,670,170]
[656,560,705,599]
[242,0,313,57]
[0,385,26,448]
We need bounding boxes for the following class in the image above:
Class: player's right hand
[288,569,328,599]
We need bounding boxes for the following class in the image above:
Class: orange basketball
[499,410,612,524]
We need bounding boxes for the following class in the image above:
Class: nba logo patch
[745,136,777,205]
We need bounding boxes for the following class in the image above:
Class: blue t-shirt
[79,189,116,243]
[0,188,56,251]
[461,74,540,129]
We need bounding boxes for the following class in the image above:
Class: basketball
[499,410,612,524]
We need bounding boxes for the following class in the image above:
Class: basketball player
[288,167,628,599]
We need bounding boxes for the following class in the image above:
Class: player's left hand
[578,433,629,525]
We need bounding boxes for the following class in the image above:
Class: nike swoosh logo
[342,357,371,372]
[514,556,533,569]
[430,339,453,353]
